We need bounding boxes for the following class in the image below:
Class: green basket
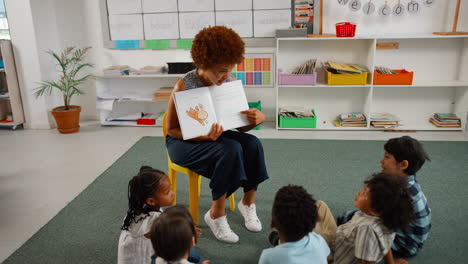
[279,109,317,128]
[248,101,261,130]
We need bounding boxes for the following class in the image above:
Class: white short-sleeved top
[117,211,162,264]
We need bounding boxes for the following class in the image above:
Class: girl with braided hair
[117,166,175,264]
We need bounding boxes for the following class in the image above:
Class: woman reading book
[165,26,269,244]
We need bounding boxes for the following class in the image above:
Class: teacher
[165,26,269,243]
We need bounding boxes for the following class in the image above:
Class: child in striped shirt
[333,173,414,264]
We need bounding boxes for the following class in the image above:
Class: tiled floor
[0,121,467,262]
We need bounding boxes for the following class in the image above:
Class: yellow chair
[162,112,235,225]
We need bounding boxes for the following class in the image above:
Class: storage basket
[279,109,317,128]
[248,101,262,130]
[278,72,317,85]
[326,69,368,85]
[335,22,356,37]
[373,69,414,85]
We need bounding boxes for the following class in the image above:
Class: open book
[173,80,250,140]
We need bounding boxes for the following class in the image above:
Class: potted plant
[35,47,93,134]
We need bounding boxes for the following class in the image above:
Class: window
[0,0,10,40]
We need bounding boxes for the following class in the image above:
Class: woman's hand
[241,108,266,126]
[207,123,224,141]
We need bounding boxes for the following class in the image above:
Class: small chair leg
[188,172,201,225]
[229,194,236,211]
[168,168,177,206]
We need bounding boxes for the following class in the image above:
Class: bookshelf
[276,36,468,131]
[0,40,24,130]
[95,74,180,126]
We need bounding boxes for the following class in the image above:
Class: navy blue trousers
[166,130,269,200]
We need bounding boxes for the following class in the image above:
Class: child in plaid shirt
[338,136,431,257]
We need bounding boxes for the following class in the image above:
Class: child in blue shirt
[259,185,330,264]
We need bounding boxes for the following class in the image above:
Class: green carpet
[4,137,468,264]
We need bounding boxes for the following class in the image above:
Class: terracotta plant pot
[51,105,81,134]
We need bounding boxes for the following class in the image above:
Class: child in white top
[150,206,210,264]
[117,166,175,264]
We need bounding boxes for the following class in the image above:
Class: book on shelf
[153,87,173,101]
[434,113,460,120]
[173,80,250,140]
[370,112,400,128]
[430,113,461,127]
[103,65,130,76]
[334,112,367,127]
[130,65,167,75]
[279,106,315,118]
[325,61,367,74]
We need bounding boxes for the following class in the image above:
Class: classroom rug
[4,136,468,264]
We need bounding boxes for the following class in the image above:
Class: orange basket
[335,22,356,37]
[373,69,414,85]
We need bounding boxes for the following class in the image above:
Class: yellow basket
[326,69,368,85]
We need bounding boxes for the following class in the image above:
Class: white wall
[6,0,468,128]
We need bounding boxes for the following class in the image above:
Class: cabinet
[276,36,468,131]
[95,74,183,126]
[0,40,24,130]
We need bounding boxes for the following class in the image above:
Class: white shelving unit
[276,36,468,131]
[0,40,24,130]
[95,74,182,126]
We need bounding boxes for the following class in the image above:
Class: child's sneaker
[204,210,239,243]
[238,200,262,232]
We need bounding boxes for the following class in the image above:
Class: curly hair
[365,172,415,231]
[272,185,318,243]
[384,136,430,175]
[191,26,245,69]
[121,166,166,231]
[150,206,196,262]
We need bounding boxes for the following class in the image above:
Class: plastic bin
[279,72,317,85]
[279,109,317,128]
[335,22,356,37]
[167,62,195,74]
[326,69,368,85]
[373,69,414,85]
[248,101,262,130]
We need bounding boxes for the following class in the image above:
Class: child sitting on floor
[330,173,415,264]
[150,205,210,264]
[338,136,431,257]
[259,185,330,264]
[117,166,175,264]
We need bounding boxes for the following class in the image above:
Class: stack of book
[103,65,130,76]
[430,113,461,127]
[325,61,367,74]
[155,112,165,127]
[153,87,173,101]
[334,112,367,127]
[131,66,167,75]
[370,113,400,128]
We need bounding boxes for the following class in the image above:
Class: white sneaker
[204,211,239,243]
[238,200,262,232]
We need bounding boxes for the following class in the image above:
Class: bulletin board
[101,0,295,49]
[232,53,275,88]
